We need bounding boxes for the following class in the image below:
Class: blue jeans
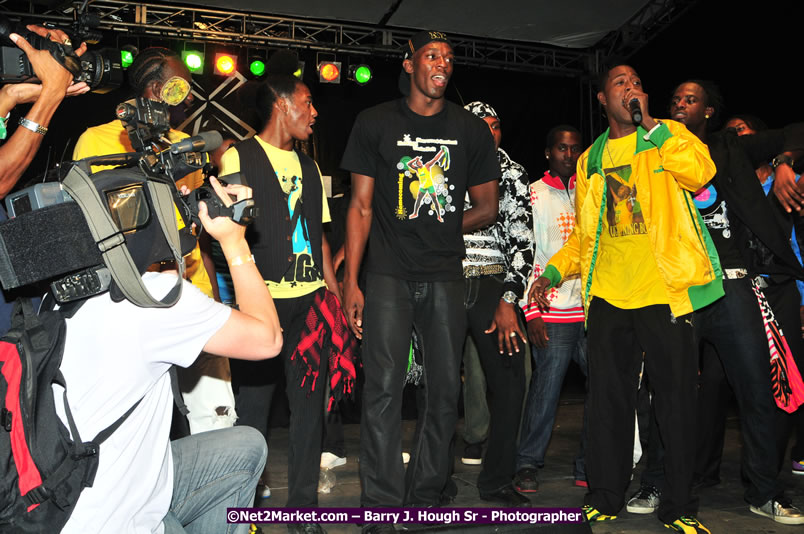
[516,321,587,479]
[163,426,267,534]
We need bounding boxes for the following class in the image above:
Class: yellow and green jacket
[542,119,723,318]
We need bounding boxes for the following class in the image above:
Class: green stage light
[182,51,204,74]
[120,50,134,69]
[350,64,372,85]
[250,59,266,77]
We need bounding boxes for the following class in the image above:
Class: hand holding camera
[198,177,253,249]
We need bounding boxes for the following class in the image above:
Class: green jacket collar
[586,125,656,177]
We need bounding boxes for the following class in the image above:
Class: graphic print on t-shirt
[279,172,318,285]
[604,164,646,236]
[395,134,458,222]
[694,183,731,239]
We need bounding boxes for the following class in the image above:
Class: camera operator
[72,48,235,435]
[56,178,282,533]
[0,25,88,197]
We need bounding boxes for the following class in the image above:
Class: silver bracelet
[18,117,48,136]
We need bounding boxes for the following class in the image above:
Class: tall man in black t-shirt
[340,30,500,525]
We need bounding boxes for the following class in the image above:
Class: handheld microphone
[169,130,223,155]
[629,98,642,125]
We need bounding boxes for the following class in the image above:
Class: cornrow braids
[255,74,303,129]
[128,47,181,97]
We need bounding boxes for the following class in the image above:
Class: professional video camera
[0,97,255,306]
[0,14,122,93]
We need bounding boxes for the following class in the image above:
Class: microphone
[169,130,223,155]
[629,98,642,124]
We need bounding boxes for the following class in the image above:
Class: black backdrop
[9,0,802,193]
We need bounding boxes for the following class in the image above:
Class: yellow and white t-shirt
[590,132,668,309]
[220,137,331,299]
[73,120,213,297]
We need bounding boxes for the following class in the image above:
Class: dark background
[8,0,802,193]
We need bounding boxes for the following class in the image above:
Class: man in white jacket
[515,125,588,492]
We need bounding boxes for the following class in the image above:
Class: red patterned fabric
[750,279,804,413]
[290,290,359,411]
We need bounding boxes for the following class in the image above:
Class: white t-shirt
[54,272,231,533]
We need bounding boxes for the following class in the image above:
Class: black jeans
[694,278,780,506]
[231,288,326,508]
[585,299,698,524]
[464,275,525,493]
[359,273,466,507]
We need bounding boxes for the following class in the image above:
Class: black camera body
[0,14,123,93]
[0,97,254,303]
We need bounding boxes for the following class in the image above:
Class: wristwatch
[501,291,518,304]
[772,154,794,169]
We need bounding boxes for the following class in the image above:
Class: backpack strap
[169,366,189,416]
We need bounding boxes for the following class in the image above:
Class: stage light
[349,64,372,85]
[294,61,305,79]
[318,61,341,84]
[120,50,134,69]
[250,59,266,77]
[214,53,237,76]
[182,51,204,74]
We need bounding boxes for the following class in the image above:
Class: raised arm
[0,26,88,197]
[651,121,716,193]
[202,179,282,360]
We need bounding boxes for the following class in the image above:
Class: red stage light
[318,61,341,83]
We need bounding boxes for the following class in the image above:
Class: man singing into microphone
[529,64,721,533]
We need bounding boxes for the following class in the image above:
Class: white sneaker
[626,485,660,514]
[750,498,804,525]
[320,451,346,469]
[258,484,271,499]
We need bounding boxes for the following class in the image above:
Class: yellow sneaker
[582,504,617,522]
[664,516,711,533]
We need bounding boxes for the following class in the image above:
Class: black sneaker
[461,443,483,465]
[513,467,539,493]
[479,485,530,507]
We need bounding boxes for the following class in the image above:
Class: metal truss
[0,0,593,75]
[594,0,698,64]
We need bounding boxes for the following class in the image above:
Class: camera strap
[61,165,184,308]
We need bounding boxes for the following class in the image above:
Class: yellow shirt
[220,137,331,299]
[72,119,213,297]
[589,132,668,309]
